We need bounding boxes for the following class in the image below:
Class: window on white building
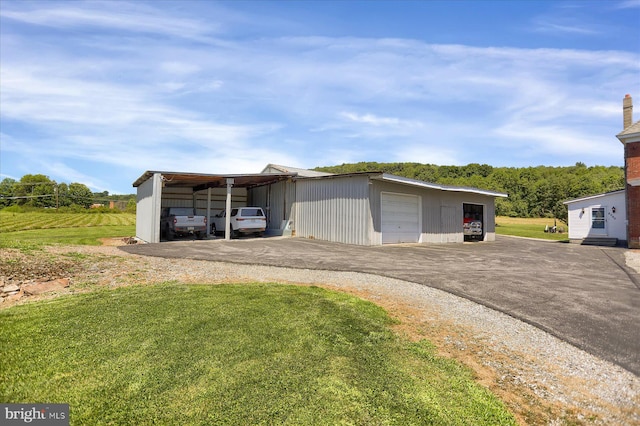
[591,207,605,229]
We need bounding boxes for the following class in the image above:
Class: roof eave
[617,131,640,144]
[377,174,508,198]
[563,189,625,205]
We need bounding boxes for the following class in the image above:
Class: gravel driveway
[122,235,640,378]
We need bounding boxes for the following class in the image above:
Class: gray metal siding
[371,180,497,244]
[249,180,295,230]
[295,176,373,245]
[158,186,249,229]
[135,173,162,243]
[194,188,247,219]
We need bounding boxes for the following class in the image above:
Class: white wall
[566,191,626,241]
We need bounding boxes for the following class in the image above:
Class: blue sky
[1,0,639,194]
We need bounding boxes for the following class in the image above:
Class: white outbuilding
[563,190,626,246]
[133,164,508,245]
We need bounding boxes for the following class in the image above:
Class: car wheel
[211,223,217,235]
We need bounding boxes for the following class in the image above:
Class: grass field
[0,211,135,232]
[0,211,136,248]
[0,283,516,425]
[0,210,568,246]
[495,216,569,241]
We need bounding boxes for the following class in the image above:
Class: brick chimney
[624,94,633,129]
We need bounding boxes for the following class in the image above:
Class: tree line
[0,174,136,211]
[314,162,625,221]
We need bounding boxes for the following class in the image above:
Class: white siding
[135,173,162,243]
[295,175,373,245]
[566,191,626,241]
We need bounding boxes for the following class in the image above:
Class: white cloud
[1,1,638,191]
[616,0,640,9]
[160,62,201,75]
[0,0,218,41]
[341,112,401,126]
[493,122,621,160]
[532,19,599,35]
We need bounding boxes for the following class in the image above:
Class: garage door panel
[382,193,420,244]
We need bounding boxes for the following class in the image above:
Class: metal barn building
[133,165,507,245]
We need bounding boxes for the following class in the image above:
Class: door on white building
[590,206,607,236]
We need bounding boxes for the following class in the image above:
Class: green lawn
[0,211,136,248]
[0,283,516,425]
[0,210,569,246]
[495,216,569,241]
[0,211,135,232]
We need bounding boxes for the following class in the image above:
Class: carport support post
[225,178,234,240]
[206,187,211,237]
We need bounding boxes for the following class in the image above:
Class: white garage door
[381,193,420,244]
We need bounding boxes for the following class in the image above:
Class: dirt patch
[0,249,80,284]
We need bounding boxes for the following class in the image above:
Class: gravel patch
[3,242,639,425]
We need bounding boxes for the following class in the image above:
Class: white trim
[563,190,625,205]
[377,174,508,198]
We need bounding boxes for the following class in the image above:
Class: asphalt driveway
[121,236,640,376]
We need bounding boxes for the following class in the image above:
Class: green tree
[15,174,56,207]
[57,183,70,207]
[314,161,624,218]
[126,197,137,213]
[67,183,94,208]
[0,178,17,207]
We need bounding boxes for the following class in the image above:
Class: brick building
[617,94,640,248]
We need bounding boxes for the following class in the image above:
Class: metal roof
[375,174,509,198]
[132,168,508,198]
[296,171,508,198]
[132,171,296,190]
[563,189,625,205]
[262,164,333,177]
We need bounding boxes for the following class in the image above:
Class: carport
[133,171,295,243]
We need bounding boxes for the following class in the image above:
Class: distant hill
[314,162,624,220]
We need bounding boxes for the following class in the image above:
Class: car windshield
[241,208,264,217]
[169,208,195,216]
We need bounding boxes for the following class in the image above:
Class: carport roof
[132,171,296,190]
